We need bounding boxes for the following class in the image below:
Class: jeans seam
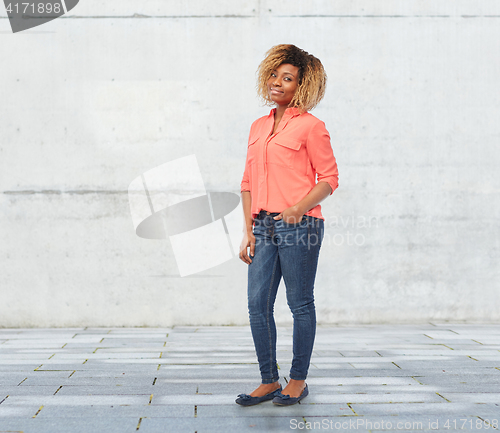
[266,245,279,383]
[303,221,310,296]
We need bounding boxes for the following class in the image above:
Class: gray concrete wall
[1,1,499,327]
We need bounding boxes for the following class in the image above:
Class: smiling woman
[267,64,299,118]
[237,44,339,407]
[256,44,327,113]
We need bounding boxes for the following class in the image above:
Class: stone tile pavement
[0,323,499,432]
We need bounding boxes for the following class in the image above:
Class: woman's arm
[275,120,338,223]
[273,182,332,224]
[239,191,256,264]
[241,191,253,234]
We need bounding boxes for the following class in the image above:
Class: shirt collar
[270,106,303,118]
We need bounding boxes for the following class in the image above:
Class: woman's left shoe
[235,386,283,406]
[272,383,308,406]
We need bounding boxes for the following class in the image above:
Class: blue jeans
[247,209,325,384]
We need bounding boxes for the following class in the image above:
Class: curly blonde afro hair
[256,44,327,112]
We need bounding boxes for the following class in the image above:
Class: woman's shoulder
[248,110,273,136]
[293,112,329,137]
[298,111,325,125]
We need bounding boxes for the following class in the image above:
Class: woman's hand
[273,204,304,224]
[239,230,256,264]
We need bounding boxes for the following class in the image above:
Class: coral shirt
[240,106,339,221]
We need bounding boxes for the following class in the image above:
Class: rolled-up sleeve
[240,129,253,193]
[306,121,339,195]
[240,155,250,193]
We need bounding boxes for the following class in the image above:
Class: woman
[237,44,339,406]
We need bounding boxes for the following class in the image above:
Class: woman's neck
[274,104,288,119]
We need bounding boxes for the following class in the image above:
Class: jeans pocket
[308,218,324,248]
[282,215,307,227]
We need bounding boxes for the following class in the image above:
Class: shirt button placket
[262,135,271,210]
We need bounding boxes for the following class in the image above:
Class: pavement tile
[20,377,157,386]
[53,383,198,396]
[78,357,252,365]
[306,377,417,385]
[0,359,61,365]
[417,385,500,393]
[0,386,61,396]
[32,363,162,371]
[156,378,256,384]
[99,328,172,333]
[155,367,259,380]
[0,374,30,386]
[309,363,356,369]
[417,375,500,385]
[0,416,139,433]
[69,370,155,379]
[310,382,439,394]
[140,416,301,433]
[309,385,433,393]
[1,341,94,348]
[1,370,76,378]
[135,417,201,433]
[0,405,41,417]
[338,350,385,357]
[54,386,156,396]
[152,394,235,405]
[349,402,499,417]
[1,395,150,405]
[50,352,163,359]
[97,334,169,339]
[62,343,165,349]
[1,336,74,341]
[308,368,407,377]
[197,382,257,395]
[304,392,445,404]
[87,348,167,353]
[349,362,403,369]
[438,393,500,403]
[35,404,193,418]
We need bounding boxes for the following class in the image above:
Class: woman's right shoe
[235,385,282,406]
[272,383,309,406]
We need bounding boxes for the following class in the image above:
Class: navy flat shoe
[235,385,283,406]
[272,383,308,406]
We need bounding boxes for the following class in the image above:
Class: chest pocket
[269,140,302,170]
[246,137,260,165]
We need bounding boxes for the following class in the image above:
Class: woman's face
[267,63,299,107]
